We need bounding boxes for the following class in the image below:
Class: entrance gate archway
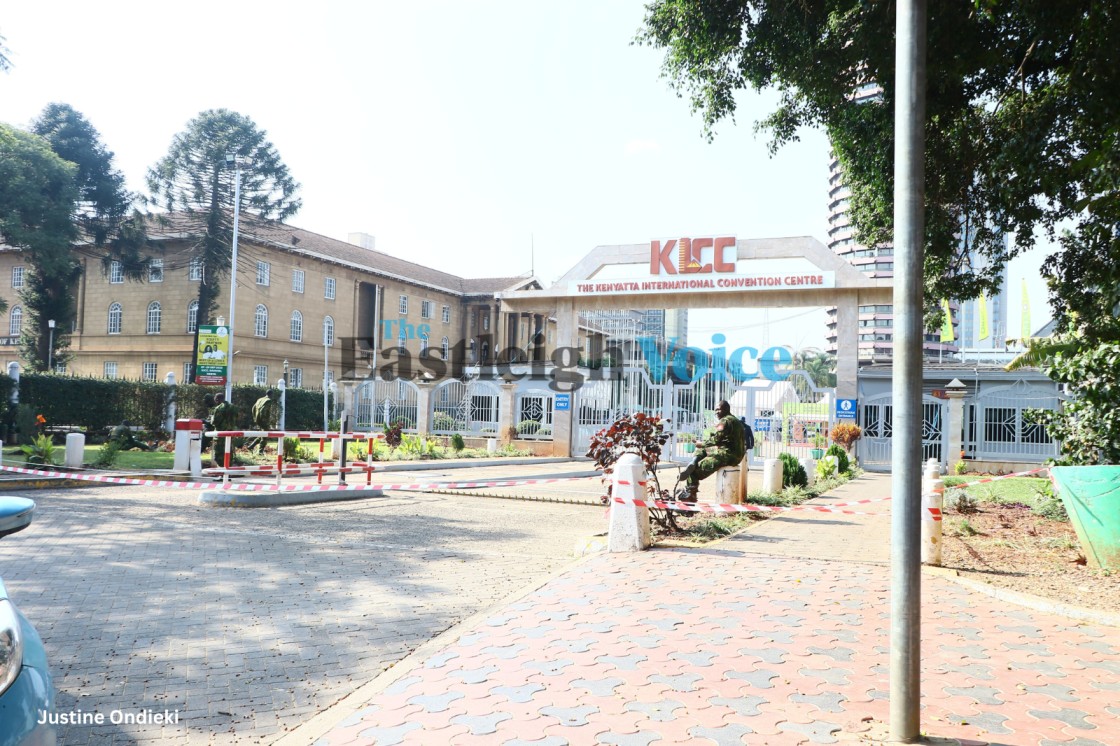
[497,235,891,457]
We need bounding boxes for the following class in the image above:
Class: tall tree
[146,109,302,326]
[636,1,1120,322]
[0,124,78,370]
[28,103,152,369]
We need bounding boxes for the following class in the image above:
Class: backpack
[740,417,755,450]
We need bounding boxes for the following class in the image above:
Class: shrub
[830,423,862,451]
[450,433,465,452]
[94,438,122,468]
[816,455,837,480]
[517,419,541,436]
[825,444,850,474]
[432,412,459,431]
[954,460,968,475]
[1034,482,1068,521]
[383,420,406,449]
[21,434,57,465]
[778,452,808,488]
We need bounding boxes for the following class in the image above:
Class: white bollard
[64,433,85,469]
[924,459,940,481]
[715,467,740,504]
[762,458,784,495]
[607,452,651,552]
[921,477,944,566]
[486,438,498,453]
[799,457,816,488]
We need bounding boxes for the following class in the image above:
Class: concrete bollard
[607,452,651,552]
[64,433,85,469]
[924,459,940,482]
[922,477,944,566]
[761,458,783,495]
[715,467,740,504]
[799,457,816,488]
[486,438,498,453]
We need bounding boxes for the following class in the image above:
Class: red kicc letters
[650,236,736,275]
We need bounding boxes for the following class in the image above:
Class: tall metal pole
[224,160,242,403]
[890,0,927,741]
[323,341,330,431]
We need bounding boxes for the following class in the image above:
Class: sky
[1,1,1054,353]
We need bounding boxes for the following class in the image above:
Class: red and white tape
[0,463,586,494]
[950,467,1048,488]
[611,495,885,516]
[207,430,385,440]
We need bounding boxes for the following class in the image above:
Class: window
[104,361,118,379]
[110,260,124,284]
[482,314,490,331]
[289,368,303,388]
[184,363,194,383]
[189,258,203,281]
[7,306,20,337]
[399,295,408,314]
[146,301,161,334]
[421,300,433,319]
[256,261,270,286]
[187,300,199,334]
[442,337,449,359]
[108,303,122,334]
[11,267,23,289]
[323,316,335,346]
[324,277,336,300]
[420,335,428,353]
[290,310,303,342]
[254,304,268,337]
[142,362,158,382]
[441,305,451,324]
[292,269,305,293]
[254,365,268,386]
[398,330,406,350]
[148,258,164,283]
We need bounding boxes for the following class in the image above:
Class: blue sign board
[835,398,858,420]
[753,417,773,433]
[554,393,571,411]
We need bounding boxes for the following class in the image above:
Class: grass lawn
[2,445,174,470]
[942,476,1053,509]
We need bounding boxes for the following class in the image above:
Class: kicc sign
[650,236,737,275]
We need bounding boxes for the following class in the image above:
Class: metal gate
[353,378,419,431]
[728,371,834,468]
[858,393,946,471]
[431,379,499,434]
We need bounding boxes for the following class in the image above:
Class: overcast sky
[1,1,1053,351]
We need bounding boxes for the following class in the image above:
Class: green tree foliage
[146,109,302,325]
[0,124,78,369]
[636,1,1120,316]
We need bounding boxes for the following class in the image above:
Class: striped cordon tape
[611,495,885,516]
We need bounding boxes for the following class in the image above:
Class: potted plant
[678,432,696,453]
[830,423,862,456]
[810,433,827,459]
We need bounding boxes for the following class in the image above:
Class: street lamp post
[46,319,55,372]
[224,155,242,402]
[280,359,289,431]
[323,340,330,431]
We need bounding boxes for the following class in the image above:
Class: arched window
[8,306,21,337]
[290,310,303,342]
[254,304,268,337]
[108,303,122,335]
[323,316,334,346]
[186,300,199,334]
[146,301,161,334]
[441,336,449,359]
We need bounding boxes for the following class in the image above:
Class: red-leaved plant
[586,412,680,530]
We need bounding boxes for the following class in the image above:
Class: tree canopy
[146,109,302,324]
[636,1,1120,323]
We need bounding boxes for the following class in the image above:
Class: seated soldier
[677,400,746,502]
[109,420,150,451]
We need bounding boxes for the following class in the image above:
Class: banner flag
[940,299,955,343]
[1021,279,1031,339]
[978,292,990,341]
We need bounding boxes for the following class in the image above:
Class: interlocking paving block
[625,698,686,721]
[790,691,848,713]
[943,685,1006,705]
[807,646,855,662]
[523,658,575,676]
[1002,642,1052,656]
[739,645,792,663]
[942,644,992,660]
[482,644,530,660]
[724,668,778,689]
[714,601,755,612]
[595,653,649,671]
[946,711,1012,734]
[424,650,460,669]
[777,719,842,744]
[754,630,795,644]
[699,615,743,630]
[1107,706,1120,717]
[772,598,810,610]
[458,631,490,647]
[638,617,685,631]
[540,704,600,727]
[502,737,569,746]
[709,694,768,717]
[1008,660,1068,678]
[761,613,806,626]
[686,631,735,646]
[449,665,501,684]
[827,629,860,644]
[689,723,755,744]
[596,732,661,746]
[407,691,466,713]
[1023,683,1079,702]
[450,712,514,735]
[1081,659,1120,675]
[650,672,703,692]
[937,662,996,680]
[996,624,1045,638]
[656,602,699,614]
[1028,706,1097,730]
[572,677,625,697]
[818,613,860,626]
[336,705,380,727]
[1089,680,1120,692]
[798,667,854,686]
[485,613,520,626]
[669,650,719,667]
[550,638,595,654]
[356,722,422,745]
[538,610,577,621]
[1040,740,1111,746]
[512,624,558,639]
[491,682,546,704]
[575,621,619,633]
[1073,640,1118,657]
[383,675,424,696]
[944,627,984,641]
[620,634,666,649]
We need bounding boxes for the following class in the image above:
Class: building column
[945,379,968,472]
[836,295,859,400]
[416,380,433,436]
[551,299,578,458]
[489,304,500,362]
[499,381,516,444]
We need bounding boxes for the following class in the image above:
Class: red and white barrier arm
[611,495,885,516]
[205,430,386,440]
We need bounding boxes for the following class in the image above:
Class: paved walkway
[290,473,1120,746]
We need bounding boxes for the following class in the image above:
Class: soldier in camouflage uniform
[678,400,746,501]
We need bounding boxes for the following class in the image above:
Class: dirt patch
[940,503,1120,615]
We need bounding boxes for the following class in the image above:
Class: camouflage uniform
[683,414,747,497]
[211,399,239,466]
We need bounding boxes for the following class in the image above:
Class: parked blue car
[0,497,55,745]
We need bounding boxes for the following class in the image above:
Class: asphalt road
[0,466,607,744]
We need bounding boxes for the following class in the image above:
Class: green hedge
[7,374,333,437]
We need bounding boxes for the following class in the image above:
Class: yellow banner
[978,291,989,341]
[940,299,955,343]
[1021,278,1031,338]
